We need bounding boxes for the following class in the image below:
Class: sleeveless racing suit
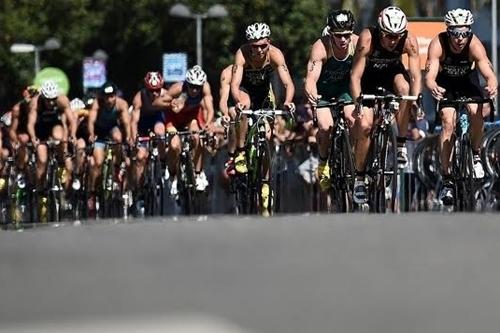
[35,97,63,141]
[240,57,275,109]
[94,100,120,141]
[436,32,482,108]
[361,27,410,102]
[138,89,165,136]
[165,82,205,129]
[317,37,356,103]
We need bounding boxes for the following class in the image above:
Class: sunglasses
[187,84,202,89]
[332,32,352,39]
[381,31,404,40]
[447,28,472,39]
[251,43,269,50]
[150,88,162,94]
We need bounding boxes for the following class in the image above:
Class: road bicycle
[359,90,421,213]
[437,97,492,211]
[313,99,356,213]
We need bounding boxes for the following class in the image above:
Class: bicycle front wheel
[371,126,398,213]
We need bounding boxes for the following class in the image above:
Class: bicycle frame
[437,97,491,211]
[360,92,420,212]
[237,109,290,215]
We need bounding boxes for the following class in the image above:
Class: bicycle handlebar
[358,94,420,102]
[439,97,492,104]
[238,109,290,116]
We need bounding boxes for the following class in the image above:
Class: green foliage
[0,0,329,108]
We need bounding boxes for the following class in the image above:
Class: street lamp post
[169,3,228,68]
[10,37,61,74]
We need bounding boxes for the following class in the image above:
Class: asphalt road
[1,213,500,332]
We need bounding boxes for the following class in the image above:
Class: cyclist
[230,22,296,214]
[9,86,39,179]
[350,6,421,203]
[87,82,132,212]
[130,71,168,196]
[424,8,498,205]
[69,94,93,189]
[219,64,237,175]
[304,10,358,191]
[27,80,76,197]
[0,111,12,192]
[157,65,214,194]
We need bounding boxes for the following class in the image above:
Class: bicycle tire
[330,129,355,213]
[257,139,273,215]
[369,126,397,213]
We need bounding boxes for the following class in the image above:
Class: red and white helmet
[144,71,164,90]
[444,8,474,27]
[185,65,207,86]
[378,6,408,34]
[245,22,271,41]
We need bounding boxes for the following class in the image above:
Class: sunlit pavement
[2,213,500,333]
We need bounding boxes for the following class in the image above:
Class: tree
[0,0,331,108]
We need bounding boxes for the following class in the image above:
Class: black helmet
[327,10,355,32]
[100,81,118,96]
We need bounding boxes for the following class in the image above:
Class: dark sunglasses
[149,88,162,94]
[251,43,269,50]
[332,32,352,39]
[447,28,472,39]
[381,31,404,40]
[187,83,202,89]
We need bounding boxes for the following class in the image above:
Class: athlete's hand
[89,134,96,143]
[221,115,231,127]
[236,103,248,111]
[284,102,296,113]
[305,91,321,107]
[484,84,498,99]
[430,85,446,100]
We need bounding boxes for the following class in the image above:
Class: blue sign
[83,58,107,89]
[163,53,187,82]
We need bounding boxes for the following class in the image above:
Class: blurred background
[0,0,498,111]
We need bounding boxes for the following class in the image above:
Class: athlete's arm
[117,98,132,143]
[151,89,174,108]
[304,39,326,105]
[219,65,232,117]
[230,49,246,107]
[27,96,38,144]
[405,34,422,97]
[470,36,498,98]
[424,36,445,100]
[130,92,141,140]
[60,95,76,140]
[9,103,20,144]
[202,82,215,125]
[350,28,371,100]
[87,99,98,141]
[271,46,295,106]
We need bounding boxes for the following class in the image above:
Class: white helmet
[444,8,474,27]
[70,98,85,111]
[245,22,271,41]
[322,26,330,37]
[40,80,59,99]
[378,6,408,34]
[185,65,207,86]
